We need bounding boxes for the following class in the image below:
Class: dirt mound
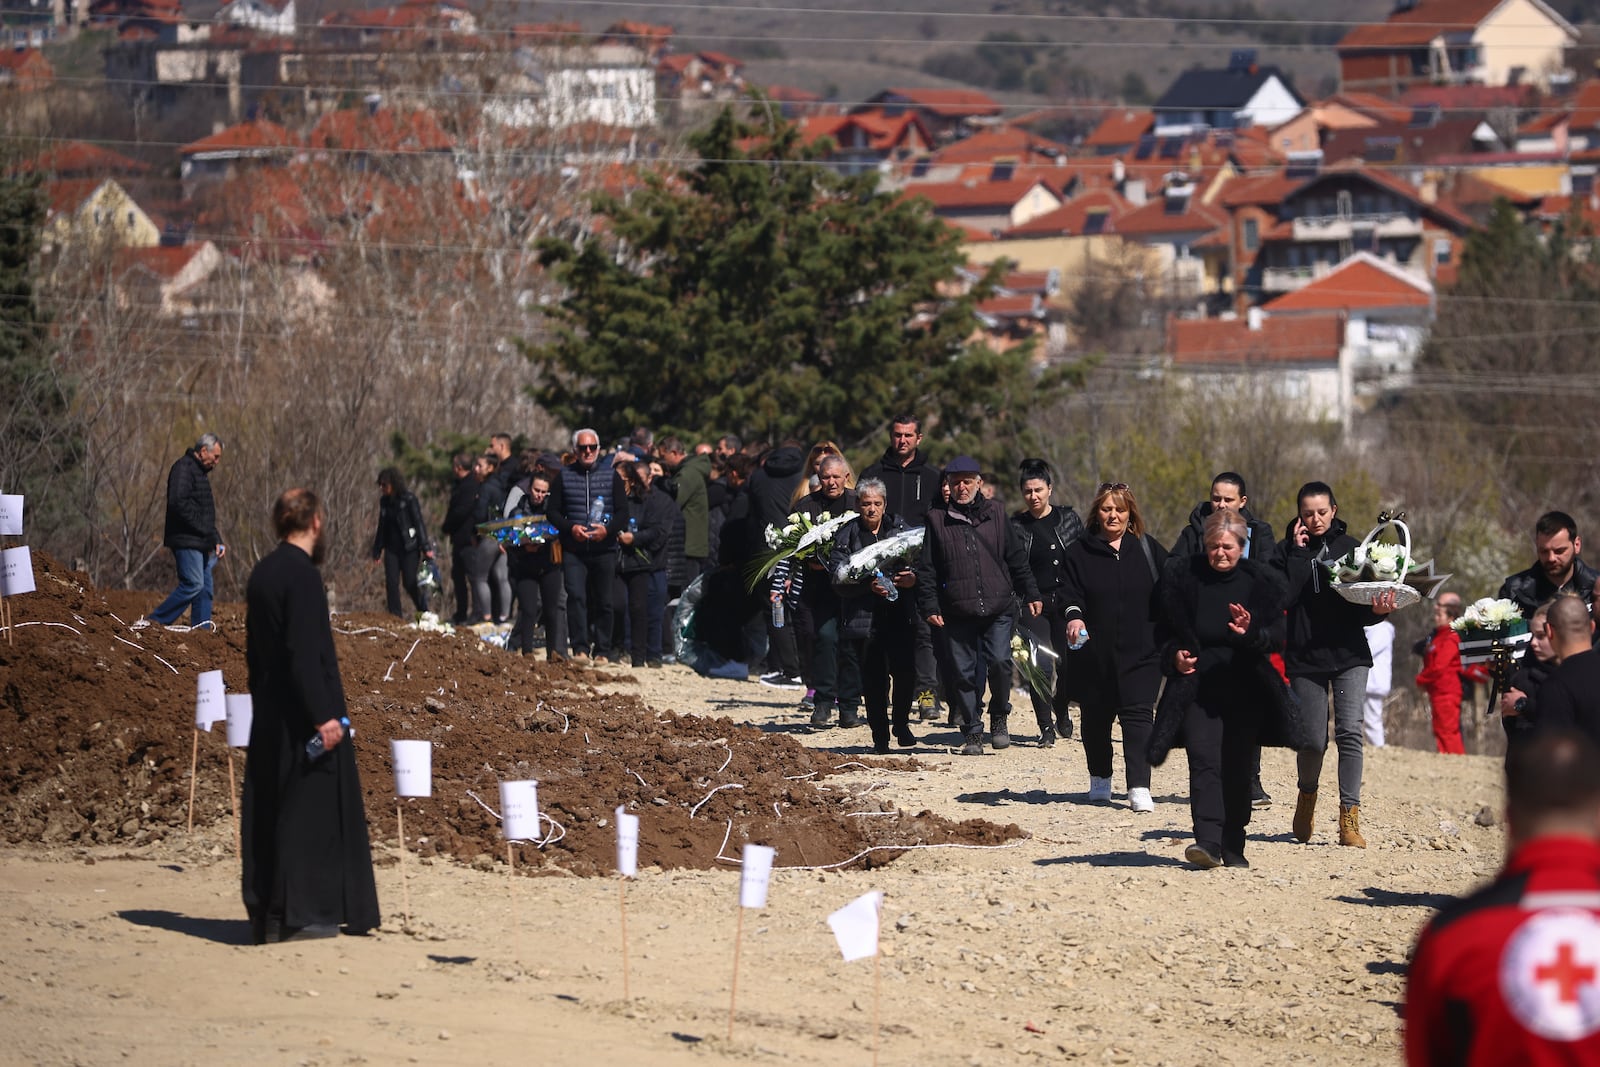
[0,552,1021,875]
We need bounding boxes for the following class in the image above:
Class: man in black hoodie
[862,415,945,720]
[747,440,807,686]
[1170,472,1281,807]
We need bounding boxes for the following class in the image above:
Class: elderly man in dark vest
[916,456,1042,755]
[548,428,630,662]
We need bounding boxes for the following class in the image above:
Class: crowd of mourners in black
[365,417,1597,871]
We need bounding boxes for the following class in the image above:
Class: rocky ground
[0,558,1507,1065]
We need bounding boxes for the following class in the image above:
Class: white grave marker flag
[0,545,35,596]
[615,806,639,877]
[194,670,226,732]
[224,693,253,748]
[738,844,776,909]
[827,891,884,962]
[0,495,22,537]
[499,779,539,841]
[392,740,432,797]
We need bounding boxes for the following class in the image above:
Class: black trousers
[449,543,473,621]
[1081,698,1154,789]
[563,549,618,657]
[1183,697,1262,857]
[511,567,567,657]
[938,612,1014,737]
[382,550,427,617]
[847,621,915,750]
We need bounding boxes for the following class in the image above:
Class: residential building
[858,87,1002,142]
[1167,310,1351,425]
[40,177,162,258]
[1337,0,1577,95]
[179,118,302,198]
[1082,108,1153,156]
[216,0,293,37]
[902,175,1063,235]
[1152,52,1303,136]
[796,111,930,175]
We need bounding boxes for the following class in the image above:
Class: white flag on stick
[224,694,253,747]
[1,545,35,595]
[828,891,884,962]
[499,780,539,841]
[194,670,226,732]
[615,806,639,877]
[738,844,776,909]
[0,495,23,537]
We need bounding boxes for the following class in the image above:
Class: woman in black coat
[1277,481,1397,849]
[829,478,918,754]
[502,455,568,660]
[1059,482,1167,811]
[371,467,433,618]
[1011,458,1085,747]
[617,460,674,668]
[1151,509,1295,869]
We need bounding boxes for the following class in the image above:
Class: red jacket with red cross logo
[1407,836,1600,1066]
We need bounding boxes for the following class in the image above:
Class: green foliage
[522,105,1083,468]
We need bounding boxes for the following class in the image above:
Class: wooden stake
[397,802,413,931]
[226,748,240,855]
[727,905,746,1042]
[619,876,631,1001]
[507,841,521,964]
[872,947,882,1067]
[186,728,200,832]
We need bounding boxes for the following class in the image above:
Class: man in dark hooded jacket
[747,441,807,685]
[861,416,945,720]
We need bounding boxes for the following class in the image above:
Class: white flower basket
[1330,518,1422,609]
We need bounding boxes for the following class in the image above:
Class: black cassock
[241,541,380,939]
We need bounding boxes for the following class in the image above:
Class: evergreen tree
[521,105,1081,464]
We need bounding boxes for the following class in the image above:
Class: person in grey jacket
[146,433,226,629]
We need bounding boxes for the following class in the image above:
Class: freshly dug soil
[0,552,1020,876]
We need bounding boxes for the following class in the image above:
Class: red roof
[181,118,302,156]
[1400,84,1534,111]
[1328,92,1413,125]
[1338,0,1528,50]
[44,179,106,217]
[930,127,1068,166]
[16,141,149,177]
[1084,108,1153,148]
[1266,254,1432,313]
[1571,79,1600,130]
[308,106,453,154]
[1169,313,1345,366]
[511,22,582,41]
[115,244,207,280]
[997,269,1056,293]
[1116,193,1228,238]
[1535,194,1600,227]
[977,293,1044,319]
[902,177,1061,213]
[873,87,1001,118]
[999,189,1132,238]
[797,111,926,153]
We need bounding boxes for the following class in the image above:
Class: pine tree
[522,105,1081,464]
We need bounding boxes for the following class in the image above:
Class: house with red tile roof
[901,175,1063,235]
[112,241,232,318]
[657,50,745,101]
[797,111,930,175]
[1337,0,1577,95]
[1083,109,1154,156]
[179,118,302,195]
[40,178,163,261]
[0,47,53,91]
[14,141,150,178]
[598,21,673,60]
[217,0,294,37]
[858,87,1002,142]
[318,0,476,48]
[307,101,454,167]
[760,85,828,119]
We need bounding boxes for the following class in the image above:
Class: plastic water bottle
[305,716,353,761]
[874,569,899,602]
[1069,626,1089,651]
[588,494,607,524]
[628,517,638,534]
[771,594,786,629]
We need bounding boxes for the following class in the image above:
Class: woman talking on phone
[1278,481,1397,849]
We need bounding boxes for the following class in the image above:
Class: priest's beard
[310,525,328,566]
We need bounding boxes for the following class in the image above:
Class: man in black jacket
[145,433,226,629]
[1499,511,1599,617]
[440,453,478,624]
[861,415,945,720]
[916,456,1042,755]
[747,441,807,686]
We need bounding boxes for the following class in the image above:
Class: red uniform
[1406,836,1600,1066]
[1416,626,1466,754]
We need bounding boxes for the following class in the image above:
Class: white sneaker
[129,618,152,631]
[1128,787,1154,813]
[1088,776,1112,802]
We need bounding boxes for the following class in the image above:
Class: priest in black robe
[242,487,380,943]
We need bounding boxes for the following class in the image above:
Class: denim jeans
[150,548,215,625]
[939,613,1014,737]
[1293,667,1370,807]
[563,549,617,657]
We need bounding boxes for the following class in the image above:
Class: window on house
[1434,238,1452,266]
[1242,217,1259,251]
[1574,171,1595,196]
[127,210,136,226]
[93,208,103,225]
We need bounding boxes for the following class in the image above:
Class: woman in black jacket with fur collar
[1150,510,1301,869]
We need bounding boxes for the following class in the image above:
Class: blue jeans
[150,548,216,625]
[1293,667,1369,807]
[939,613,1015,737]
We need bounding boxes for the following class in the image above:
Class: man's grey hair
[857,477,887,500]
[195,432,222,453]
[818,453,849,474]
[572,427,600,447]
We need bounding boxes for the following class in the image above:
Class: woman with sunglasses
[1059,482,1167,811]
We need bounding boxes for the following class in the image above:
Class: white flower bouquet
[1452,597,1531,665]
[1325,514,1445,609]
[1010,631,1057,705]
[833,527,925,585]
[747,510,860,588]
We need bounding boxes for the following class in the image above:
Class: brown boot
[1339,804,1367,849]
[1292,791,1317,843]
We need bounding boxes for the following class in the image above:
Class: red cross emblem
[1502,909,1600,1041]
[1536,943,1598,1005]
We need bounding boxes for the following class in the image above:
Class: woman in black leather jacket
[1010,458,1084,746]
[371,467,433,618]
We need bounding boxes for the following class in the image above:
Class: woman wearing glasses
[1059,482,1167,811]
